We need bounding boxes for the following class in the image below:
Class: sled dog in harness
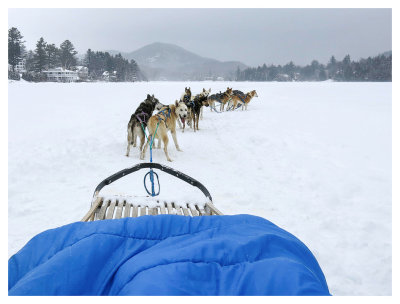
[126,94,162,157]
[141,101,188,162]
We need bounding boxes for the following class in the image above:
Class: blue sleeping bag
[8,214,330,295]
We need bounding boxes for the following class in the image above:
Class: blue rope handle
[144,169,160,196]
[142,122,161,196]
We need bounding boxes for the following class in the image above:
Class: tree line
[8,27,145,82]
[83,49,145,81]
[236,53,392,82]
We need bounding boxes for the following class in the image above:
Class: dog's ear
[147,94,151,99]
[175,100,179,107]
[152,94,154,98]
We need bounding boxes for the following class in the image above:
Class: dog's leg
[140,139,149,160]
[196,113,199,131]
[132,124,137,147]
[126,140,131,157]
[200,107,203,120]
[162,135,172,162]
[157,136,161,149]
[188,109,192,128]
[139,132,145,152]
[126,126,133,157]
[192,111,196,132]
[171,129,182,152]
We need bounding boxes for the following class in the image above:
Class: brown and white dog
[199,88,211,120]
[207,87,233,111]
[177,87,192,130]
[228,90,258,110]
[140,101,188,162]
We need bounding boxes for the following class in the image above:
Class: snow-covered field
[8,81,391,295]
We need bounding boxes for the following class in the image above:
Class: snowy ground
[8,81,391,295]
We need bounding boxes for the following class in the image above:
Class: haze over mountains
[107,42,247,81]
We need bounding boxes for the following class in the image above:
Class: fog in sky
[8,8,392,67]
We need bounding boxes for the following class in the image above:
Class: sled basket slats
[82,196,223,222]
[82,163,223,222]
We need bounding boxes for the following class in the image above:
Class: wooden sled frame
[82,163,223,222]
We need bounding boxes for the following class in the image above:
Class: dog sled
[81,162,223,222]
[9,161,331,296]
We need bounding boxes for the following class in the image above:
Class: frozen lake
[8,81,392,295]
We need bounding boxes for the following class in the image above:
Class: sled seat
[81,163,223,222]
[82,196,222,222]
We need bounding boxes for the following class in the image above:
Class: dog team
[126,87,258,162]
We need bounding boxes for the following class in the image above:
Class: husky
[187,88,211,132]
[177,87,192,130]
[228,90,258,110]
[140,101,188,162]
[126,94,162,157]
[207,87,233,112]
[199,88,211,120]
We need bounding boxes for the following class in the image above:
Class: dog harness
[209,92,225,103]
[233,90,246,103]
[183,93,191,103]
[135,111,149,125]
[156,107,172,129]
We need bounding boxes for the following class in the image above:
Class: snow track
[8,81,391,295]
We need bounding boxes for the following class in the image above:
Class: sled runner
[82,162,223,222]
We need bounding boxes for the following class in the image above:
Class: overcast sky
[8,8,392,66]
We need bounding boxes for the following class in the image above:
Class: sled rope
[143,121,161,197]
[210,104,223,113]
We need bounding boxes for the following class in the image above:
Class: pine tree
[83,49,93,76]
[59,40,77,70]
[342,55,353,81]
[46,43,60,69]
[25,50,35,72]
[327,56,337,79]
[33,37,47,72]
[8,27,24,72]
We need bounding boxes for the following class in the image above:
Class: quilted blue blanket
[8,214,330,295]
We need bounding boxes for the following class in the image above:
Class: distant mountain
[106,42,247,81]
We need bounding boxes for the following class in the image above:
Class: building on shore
[43,67,79,82]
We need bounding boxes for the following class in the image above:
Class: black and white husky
[125,94,163,157]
